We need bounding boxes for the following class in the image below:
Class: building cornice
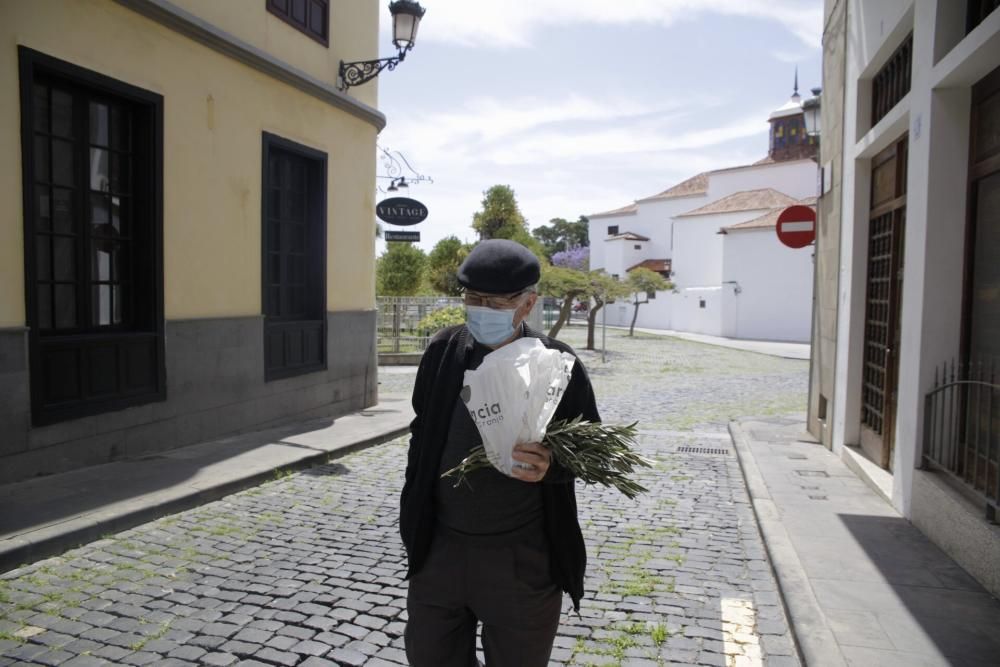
[114,0,387,132]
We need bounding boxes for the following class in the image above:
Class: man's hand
[511,442,551,482]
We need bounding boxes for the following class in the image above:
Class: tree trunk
[628,298,647,337]
[586,298,604,350]
[547,295,576,338]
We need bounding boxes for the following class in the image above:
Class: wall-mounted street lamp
[802,87,822,137]
[339,0,426,92]
[376,145,433,194]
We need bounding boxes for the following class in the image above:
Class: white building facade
[589,91,819,342]
[810,0,1000,597]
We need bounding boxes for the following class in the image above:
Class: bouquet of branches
[440,337,653,499]
[442,416,653,499]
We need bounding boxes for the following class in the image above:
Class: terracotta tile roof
[627,258,671,274]
[606,231,650,242]
[588,202,638,218]
[638,173,709,201]
[675,188,799,217]
[723,202,817,231]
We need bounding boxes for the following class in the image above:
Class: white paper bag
[460,338,576,476]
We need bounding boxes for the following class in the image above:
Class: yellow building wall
[168,0,379,111]
[0,0,378,327]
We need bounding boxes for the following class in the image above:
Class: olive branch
[442,417,654,499]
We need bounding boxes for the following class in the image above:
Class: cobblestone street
[1,327,808,667]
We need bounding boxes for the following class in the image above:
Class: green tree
[625,267,672,337]
[427,236,470,296]
[376,242,427,296]
[471,185,548,260]
[472,185,526,240]
[532,216,589,259]
[585,271,630,350]
[538,265,590,339]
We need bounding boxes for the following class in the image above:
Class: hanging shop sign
[376,197,428,226]
[775,205,817,248]
[385,231,421,242]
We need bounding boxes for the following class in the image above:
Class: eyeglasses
[463,290,531,309]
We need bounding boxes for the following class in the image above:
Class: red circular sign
[775,205,816,249]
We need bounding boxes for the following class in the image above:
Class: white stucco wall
[722,229,814,342]
[672,210,769,288]
[673,287,724,336]
[601,292,673,330]
[707,160,818,202]
[827,0,1000,598]
[588,213,633,270]
[603,238,651,277]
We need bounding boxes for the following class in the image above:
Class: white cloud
[377,91,776,253]
[385,93,767,168]
[481,112,769,165]
[412,0,822,49]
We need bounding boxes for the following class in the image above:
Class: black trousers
[405,521,563,667]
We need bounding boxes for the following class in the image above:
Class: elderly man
[400,239,601,667]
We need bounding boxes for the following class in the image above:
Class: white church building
[590,83,819,343]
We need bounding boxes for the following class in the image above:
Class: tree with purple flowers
[552,245,590,271]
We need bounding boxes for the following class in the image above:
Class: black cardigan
[399,324,601,609]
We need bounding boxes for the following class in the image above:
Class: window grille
[871,34,913,126]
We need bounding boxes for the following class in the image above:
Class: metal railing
[376,296,462,353]
[922,358,1000,521]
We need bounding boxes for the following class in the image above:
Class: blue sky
[374,0,823,252]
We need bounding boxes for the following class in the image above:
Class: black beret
[456,239,541,294]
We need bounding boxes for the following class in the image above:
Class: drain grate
[677,446,731,456]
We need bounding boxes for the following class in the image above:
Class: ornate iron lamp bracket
[339,52,406,91]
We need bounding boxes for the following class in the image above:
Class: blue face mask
[466,306,518,346]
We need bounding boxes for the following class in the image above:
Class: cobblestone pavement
[1,327,807,666]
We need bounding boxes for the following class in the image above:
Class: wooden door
[860,137,908,469]
[961,64,1000,498]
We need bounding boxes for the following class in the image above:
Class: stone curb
[728,421,847,667]
[0,421,410,573]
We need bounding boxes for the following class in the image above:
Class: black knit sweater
[398,324,601,609]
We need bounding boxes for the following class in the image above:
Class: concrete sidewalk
[589,323,811,359]
[731,416,1000,667]
[0,394,414,572]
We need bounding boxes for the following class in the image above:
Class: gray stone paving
[1,326,807,666]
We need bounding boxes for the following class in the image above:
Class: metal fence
[922,358,999,521]
[377,295,554,354]
[376,296,463,353]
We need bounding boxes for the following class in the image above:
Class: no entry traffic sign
[775,205,816,249]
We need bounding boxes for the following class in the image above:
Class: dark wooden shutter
[262,134,327,381]
[267,0,329,45]
[19,48,165,425]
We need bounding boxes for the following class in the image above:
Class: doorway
[860,137,908,470]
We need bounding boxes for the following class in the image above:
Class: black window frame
[967,0,1000,35]
[266,0,330,46]
[18,47,165,426]
[608,225,619,236]
[261,132,328,382]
